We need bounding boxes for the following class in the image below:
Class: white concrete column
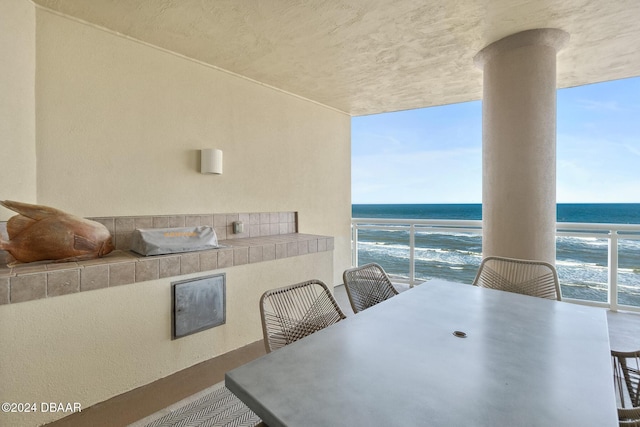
[474,29,569,265]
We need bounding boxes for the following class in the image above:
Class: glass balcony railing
[351,218,640,312]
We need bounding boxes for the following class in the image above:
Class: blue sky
[352,76,640,204]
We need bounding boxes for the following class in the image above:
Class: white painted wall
[0,0,37,216]
[0,5,351,425]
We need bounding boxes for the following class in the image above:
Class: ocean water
[352,204,640,307]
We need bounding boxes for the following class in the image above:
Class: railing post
[609,229,619,311]
[409,224,415,287]
[352,223,359,268]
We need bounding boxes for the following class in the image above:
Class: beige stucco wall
[0,0,37,217]
[0,253,333,426]
[31,9,351,279]
[0,6,351,426]
[33,10,351,276]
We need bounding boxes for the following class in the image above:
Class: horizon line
[352,202,640,205]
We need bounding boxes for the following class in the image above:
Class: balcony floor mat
[128,381,261,427]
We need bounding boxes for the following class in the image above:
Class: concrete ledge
[0,233,334,305]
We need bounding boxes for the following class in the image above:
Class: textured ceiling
[32,0,640,116]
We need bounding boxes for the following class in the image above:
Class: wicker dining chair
[612,350,640,426]
[260,279,346,353]
[472,256,561,301]
[342,263,399,313]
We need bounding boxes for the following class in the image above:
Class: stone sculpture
[0,200,114,265]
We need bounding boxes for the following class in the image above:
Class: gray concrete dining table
[225,279,618,426]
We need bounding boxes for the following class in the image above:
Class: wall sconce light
[201,148,223,175]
